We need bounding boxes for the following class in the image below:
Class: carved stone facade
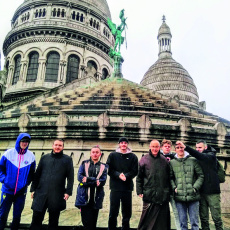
[0,1,230,222]
[0,77,230,214]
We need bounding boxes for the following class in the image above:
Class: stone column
[47,3,52,19]
[112,55,124,78]
[80,65,86,79]
[39,59,47,82]
[100,19,105,36]
[85,9,90,26]
[21,61,28,83]
[36,59,45,84]
[7,65,14,86]
[59,60,66,84]
[66,3,71,21]
[29,6,35,22]
[18,11,22,26]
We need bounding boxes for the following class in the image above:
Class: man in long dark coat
[136,139,170,230]
[29,139,74,230]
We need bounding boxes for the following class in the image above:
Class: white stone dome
[140,16,199,107]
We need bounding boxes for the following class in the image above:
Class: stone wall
[1,140,229,214]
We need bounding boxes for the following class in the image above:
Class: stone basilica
[0,0,230,222]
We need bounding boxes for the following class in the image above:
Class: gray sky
[1,0,229,121]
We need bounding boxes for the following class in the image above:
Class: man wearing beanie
[106,137,138,230]
[0,133,36,230]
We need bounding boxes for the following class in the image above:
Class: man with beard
[176,140,223,230]
[30,139,74,230]
[136,139,170,230]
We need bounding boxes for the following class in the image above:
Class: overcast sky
[0,0,229,121]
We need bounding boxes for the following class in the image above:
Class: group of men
[0,134,74,230]
[0,133,224,230]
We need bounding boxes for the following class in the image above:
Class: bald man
[136,140,171,230]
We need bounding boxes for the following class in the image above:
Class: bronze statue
[108,9,127,58]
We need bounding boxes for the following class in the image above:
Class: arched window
[80,14,84,22]
[87,60,97,70]
[12,55,21,85]
[90,18,93,26]
[35,10,38,18]
[42,9,46,17]
[72,11,75,20]
[102,68,109,80]
[61,9,65,17]
[45,52,60,82]
[87,60,97,78]
[53,8,56,17]
[96,22,99,30]
[76,12,80,21]
[66,55,80,83]
[26,52,39,82]
[57,9,60,17]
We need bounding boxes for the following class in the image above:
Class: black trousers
[81,204,99,230]
[108,191,132,230]
[29,202,60,230]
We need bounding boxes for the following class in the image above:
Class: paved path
[5,207,230,229]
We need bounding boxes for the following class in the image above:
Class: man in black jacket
[29,139,74,230]
[106,137,138,230]
[176,140,223,230]
[136,139,170,230]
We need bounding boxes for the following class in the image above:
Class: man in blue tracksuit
[0,133,36,230]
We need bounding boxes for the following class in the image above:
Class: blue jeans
[175,201,199,230]
[0,192,26,230]
[170,196,181,230]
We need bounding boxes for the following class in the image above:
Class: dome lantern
[157,15,172,59]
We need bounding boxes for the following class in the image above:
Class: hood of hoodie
[116,146,132,154]
[175,151,190,159]
[204,145,217,154]
[15,133,31,154]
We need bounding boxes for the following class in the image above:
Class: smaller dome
[140,16,199,107]
[158,22,171,37]
[158,16,171,38]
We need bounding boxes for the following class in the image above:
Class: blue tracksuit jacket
[0,133,36,195]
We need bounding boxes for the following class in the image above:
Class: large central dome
[2,0,113,104]
[141,16,199,107]
[21,0,111,19]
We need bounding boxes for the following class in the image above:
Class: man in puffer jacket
[0,133,36,230]
[170,141,204,230]
[75,145,108,230]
